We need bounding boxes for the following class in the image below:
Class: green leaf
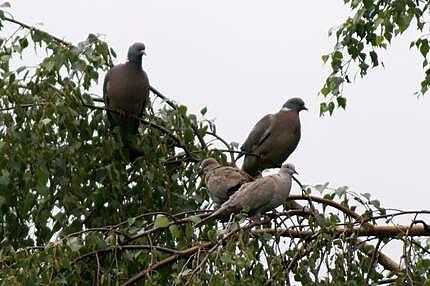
[420,40,429,58]
[169,224,180,238]
[314,182,329,193]
[362,193,371,200]
[336,96,346,109]
[369,51,378,67]
[0,2,11,8]
[320,86,330,96]
[335,186,348,197]
[188,215,201,224]
[66,237,82,252]
[370,199,380,208]
[319,102,327,116]
[0,170,10,186]
[321,54,329,63]
[328,102,335,115]
[154,214,170,228]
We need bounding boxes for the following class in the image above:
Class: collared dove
[103,42,150,161]
[241,98,307,177]
[201,158,253,204]
[197,163,297,226]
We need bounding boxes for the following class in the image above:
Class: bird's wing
[137,71,150,117]
[205,167,250,204]
[241,114,273,152]
[103,70,115,127]
[103,70,111,105]
[228,178,275,214]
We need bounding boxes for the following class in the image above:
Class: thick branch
[354,237,401,275]
[286,195,365,223]
[252,224,430,238]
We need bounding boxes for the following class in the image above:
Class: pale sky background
[8,1,430,214]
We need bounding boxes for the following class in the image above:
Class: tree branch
[150,85,207,150]
[3,16,73,47]
[121,242,213,286]
[252,224,430,239]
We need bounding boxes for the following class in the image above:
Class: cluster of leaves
[0,4,220,282]
[1,3,430,285]
[321,0,430,115]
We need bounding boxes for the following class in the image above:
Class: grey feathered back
[201,158,252,204]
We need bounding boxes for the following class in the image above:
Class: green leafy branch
[321,0,430,115]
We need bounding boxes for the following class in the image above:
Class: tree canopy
[321,0,430,115]
[1,2,430,285]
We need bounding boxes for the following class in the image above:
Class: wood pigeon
[197,163,297,225]
[240,98,307,177]
[200,157,253,205]
[103,42,150,160]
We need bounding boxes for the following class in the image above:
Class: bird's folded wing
[230,178,275,212]
[103,70,111,104]
[241,114,273,152]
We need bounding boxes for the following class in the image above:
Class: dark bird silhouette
[196,163,297,226]
[241,98,307,177]
[200,158,253,205]
[103,42,150,161]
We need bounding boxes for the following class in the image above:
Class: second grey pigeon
[197,163,297,226]
[241,98,307,177]
[201,158,253,204]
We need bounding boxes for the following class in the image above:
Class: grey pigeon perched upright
[241,98,307,177]
[197,163,297,226]
[103,42,150,161]
[201,158,253,204]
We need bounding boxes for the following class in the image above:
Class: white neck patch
[280,107,291,112]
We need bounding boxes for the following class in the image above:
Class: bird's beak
[293,170,299,175]
[302,106,308,111]
[140,50,146,56]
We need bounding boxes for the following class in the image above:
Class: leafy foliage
[321,0,430,115]
[0,3,430,286]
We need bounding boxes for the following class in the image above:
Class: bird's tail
[195,207,227,227]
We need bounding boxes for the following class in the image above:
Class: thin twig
[3,16,72,47]
[150,85,207,149]
[364,238,382,285]
[82,103,199,162]
[205,131,235,163]
[121,242,213,286]
[73,244,179,263]
[0,102,51,112]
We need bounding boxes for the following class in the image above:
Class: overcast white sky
[8,1,430,212]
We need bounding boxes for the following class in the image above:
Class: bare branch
[252,224,430,239]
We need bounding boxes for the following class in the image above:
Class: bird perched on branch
[103,42,150,161]
[240,98,307,177]
[196,163,297,226]
[200,157,253,205]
